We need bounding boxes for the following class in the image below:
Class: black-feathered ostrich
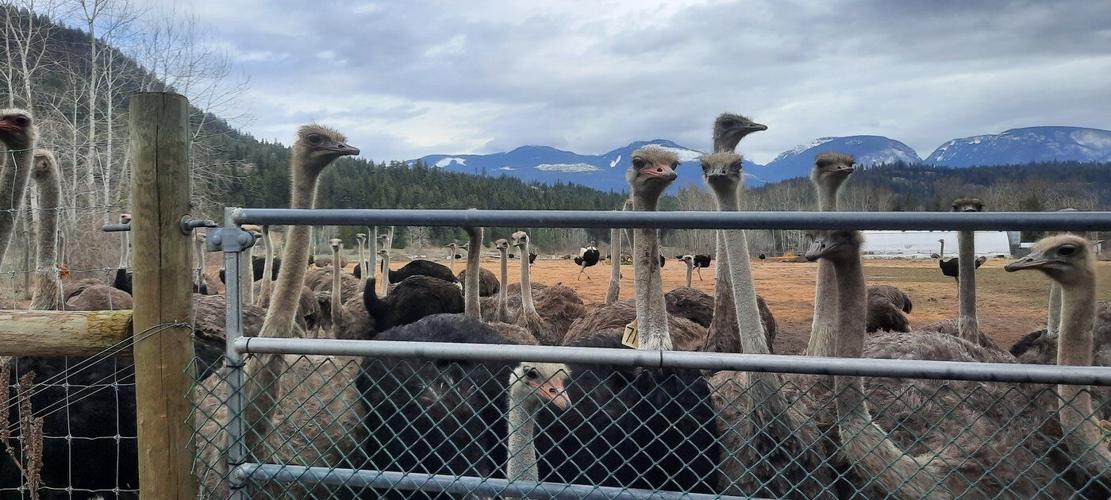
[574,240,600,280]
[536,147,720,493]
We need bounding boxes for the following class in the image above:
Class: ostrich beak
[332,142,360,156]
[804,236,839,262]
[1004,252,1049,272]
[744,122,768,132]
[531,379,570,410]
[642,162,677,181]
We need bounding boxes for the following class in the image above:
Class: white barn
[861,231,1012,259]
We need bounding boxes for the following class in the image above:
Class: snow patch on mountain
[536,163,600,172]
[434,157,467,168]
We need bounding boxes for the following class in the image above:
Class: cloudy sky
[162,0,1110,164]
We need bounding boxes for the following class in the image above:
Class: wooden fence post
[128,92,197,498]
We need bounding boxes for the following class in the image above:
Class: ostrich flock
[0,107,1109,498]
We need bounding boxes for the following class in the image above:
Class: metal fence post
[128,92,197,498]
[218,206,251,499]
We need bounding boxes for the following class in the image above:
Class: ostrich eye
[13,116,29,127]
[1057,245,1076,256]
[525,368,540,379]
[632,158,646,169]
[731,161,743,169]
[721,119,735,127]
[306,134,324,145]
[672,161,680,169]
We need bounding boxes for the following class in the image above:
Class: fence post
[220,206,250,499]
[128,92,197,498]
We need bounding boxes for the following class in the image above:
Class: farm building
[861,230,1012,258]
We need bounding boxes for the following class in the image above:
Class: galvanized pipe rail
[234,464,749,500]
[238,337,1111,386]
[231,208,1111,231]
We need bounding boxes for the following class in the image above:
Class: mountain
[751,136,922,184]
[418,140,760,192]
[926,126,1111,167]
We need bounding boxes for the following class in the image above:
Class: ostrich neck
[605,227,622,305]
[119,230,129,268]
[261,162,322,338]
[714,180,769,354]
[30,165,62,310]
[498,247,509,321]
[518,240,537,317]
[1046,284,1062,337]
[807,180,841,357]
[1054,275,1111,469]
[685,262,692,288]
[0,146,33,266]
[260,227,274,301]
[380,252,390,297]
[464,227,482,319]
[831,246,943,497]
[631,192,670,351]
[957,230,978,341]
[706,232,738,352]
[331,246,342,324]
[713,135,739,154]
[506,396,539,482]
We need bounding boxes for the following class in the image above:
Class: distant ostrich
[510,231,586,345]
[698,149,833,496]
[195,124,361,497]
[357,314,569,493]
[0,109,36,268]
[325,238,363,340]
[194,231,210,295]
[352,232,367,281]
[809,229,1083,497]
[537,147,719,493]
[481,238,513,323]
[573,240,600,280]
[930,238,944,259]
[866,284,912,333]
[690,254,711,280]
[457,266,499,297]
[678,255,695,287]
[387,258,457,285]
[447,241,463,272]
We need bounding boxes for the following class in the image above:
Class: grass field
[458,256,1111,355]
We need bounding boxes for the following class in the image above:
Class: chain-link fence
[190,337,1111,499]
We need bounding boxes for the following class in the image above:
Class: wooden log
[0,310,132,356]
[128,92,197,498]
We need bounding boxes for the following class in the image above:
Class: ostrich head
[811,152,855,186]
[700,151,744,197]
[329,238,342,252]
[951,197,984,213]
[1004,234,1094,286]
[355,233,367,244]
[0,109,35,149]
[377,234,390,246]
[120,213,132,225]
[31,149,56,179]
[627,147,679,202]
[713,113,767,152]
[510,231,529,249]
[494,238,509,251]
[805,230,864,263]
[292,124,359,172]
[509,362,571,411]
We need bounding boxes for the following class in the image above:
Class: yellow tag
[621,319,639,349]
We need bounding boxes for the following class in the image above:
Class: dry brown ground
[443,257,1111,355]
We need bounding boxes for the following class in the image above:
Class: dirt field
[447,256,1111,355]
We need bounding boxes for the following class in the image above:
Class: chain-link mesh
[191,350,1111,499]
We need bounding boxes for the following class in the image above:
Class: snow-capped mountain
[926,126,1111,167]
[418,140,758,192]
[752,136,922,183]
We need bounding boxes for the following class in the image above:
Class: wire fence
[190,341,1111,499]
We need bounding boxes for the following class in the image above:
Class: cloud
[170,0,1111,163]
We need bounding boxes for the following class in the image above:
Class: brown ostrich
[195,124,362,497]
[698,149,834,496]
[28,150,63,311]
[510,230,585,345]
[866,284,912,333]
[0,109,36,268]
[481,238,513,323]
[810,229,1086,497]
[805,152,855,357]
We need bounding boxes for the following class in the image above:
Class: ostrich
[194,124,361,497]
[194,231,210,295]
[678,255,695,287]
[866,284,912,333]
[29,150,63,311]
[699,150,833,496]
[1005,235,1111,482]
[605,224,624,304]
[809,229,1083,497]
[447,241,463,272]
[353,232,367,281]
[111,213,134,294]
[805,152,855,358]
[690,254,712,280]
[326,238,361,340]
[387,258,457,285]
[537,147,720,493]
[457,267,499,297]
[364,271,464,335]
[483,238,512,323]
[0,109,36,269]
[574,240,600,280]
[930,238,944,259]
[510,231,586,345]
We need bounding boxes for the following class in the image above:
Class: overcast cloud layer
[164,0,1111,164]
